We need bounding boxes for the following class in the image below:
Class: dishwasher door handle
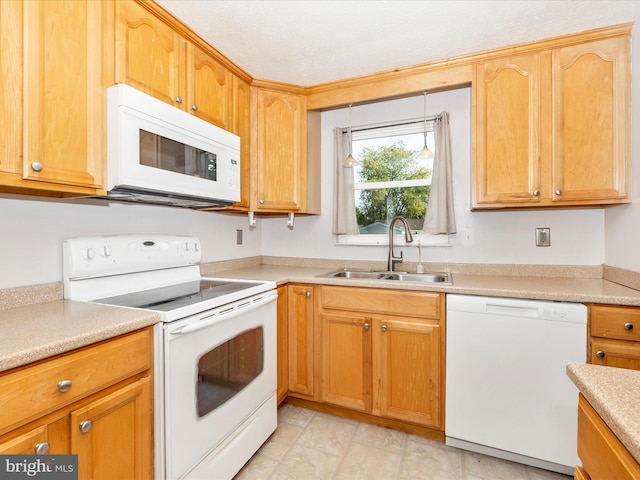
[485,303,539,317]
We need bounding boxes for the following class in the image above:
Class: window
[338,120,449,245]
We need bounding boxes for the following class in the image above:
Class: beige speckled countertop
[567,363,640,464]
[0,300,159,372]
[209,264,640,306]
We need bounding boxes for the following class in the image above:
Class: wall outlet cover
[535,228,551,247]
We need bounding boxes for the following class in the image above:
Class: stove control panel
[63,234,201,280]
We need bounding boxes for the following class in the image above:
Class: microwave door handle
[169,291,278,336]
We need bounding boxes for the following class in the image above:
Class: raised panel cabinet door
[320,313,372,412]
[0,0,23,178]
[230,76,252,209]
[551,36,630,204]
[473,53,544,207]
[254,88,307,212]
[115,0,185,109]
[287,284,315,396]
[187,42,231,129]
[276,286,288,404]
[377,318,442,428]
[70,377,153,480]
[22,0,105,191]
[0,425,49,455]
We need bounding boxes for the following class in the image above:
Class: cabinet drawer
[0,328,152,434]
[320,286,442,319]
[578,394,640,479]
[590,338,640,370]
[591,305,640,341]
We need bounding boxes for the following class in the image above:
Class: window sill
[335,234,451,247]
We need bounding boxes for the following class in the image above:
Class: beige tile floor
[235,404,573,480]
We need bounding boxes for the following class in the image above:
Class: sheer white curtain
[423,112,457,234]
[332,128,359,235]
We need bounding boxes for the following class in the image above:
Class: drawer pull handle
[625,323,634,330]
[31,162,44,172]
[595,350,605,359]
[79,420,93,433]
[34,442,50,455]
[57,380,72,393]
[381,325,388,332]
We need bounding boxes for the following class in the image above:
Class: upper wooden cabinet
[0,0,107,195]
[473,32,630,209]
[251,86,309,213]
[115,0,232,131]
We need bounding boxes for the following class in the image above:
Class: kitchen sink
[318,269,452,285]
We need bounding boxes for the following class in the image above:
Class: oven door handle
[169,291,278,336]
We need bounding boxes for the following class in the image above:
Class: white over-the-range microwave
[96,84,240,208]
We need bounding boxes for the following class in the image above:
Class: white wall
[604,22,640,273]
[0,195,262,289]
[262,88,605,266]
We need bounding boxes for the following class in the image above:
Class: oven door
[162,291,277,479]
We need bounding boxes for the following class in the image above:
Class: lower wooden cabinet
[577,394,640,479]
[0,327,153,479]
[588,304,640,370]
[276,285,288,404]
[319,286,444,429]
[287,284,317,398]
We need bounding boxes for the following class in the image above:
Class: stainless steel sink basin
[318,269,452,285]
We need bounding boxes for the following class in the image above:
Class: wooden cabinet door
[321,313,371,412]
[186,42,231,129]
[276,286,288,404]
[551,36,630,204]
[0,0,23,181]
[253,88,307,211]
[0,425,49,455]
[115,0,185,109]
[70,377,153,480]
[21,0,105,192]
[473,53,544,207]
[287,284,315,397]
[230,76,252,209]
[377,318,442,428]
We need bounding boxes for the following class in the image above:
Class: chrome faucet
[387,216,414,271]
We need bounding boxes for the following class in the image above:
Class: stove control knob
[101,246,111,257]
[83,248,94,260]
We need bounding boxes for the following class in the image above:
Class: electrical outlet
[535,228,550,247]
[236,229,243,245]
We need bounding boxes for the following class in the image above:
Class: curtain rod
[341,115,438,135]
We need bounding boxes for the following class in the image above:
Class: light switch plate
[535,228,550,247]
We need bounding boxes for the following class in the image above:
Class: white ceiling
[157,0,640,87]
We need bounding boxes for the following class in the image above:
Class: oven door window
[196,327,264,417]
[140,129,217,181]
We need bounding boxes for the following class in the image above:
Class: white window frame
[336,118,451,247]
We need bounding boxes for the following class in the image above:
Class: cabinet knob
[381,325,388,332]
[175,96,183,104]
[555,189,563,196]
[191,104,198,111]
[595,350,605,359]
[79,420,93,433]
[31,162,44,172]
[625,322,634,330]
[364,323,370,330]
[532,189,540,197]
[57,379,72,393]
[259,199,265,204]
[34,442,50,455]
[305,291,311,298]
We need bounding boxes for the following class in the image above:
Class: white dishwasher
[445,294,586,475]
